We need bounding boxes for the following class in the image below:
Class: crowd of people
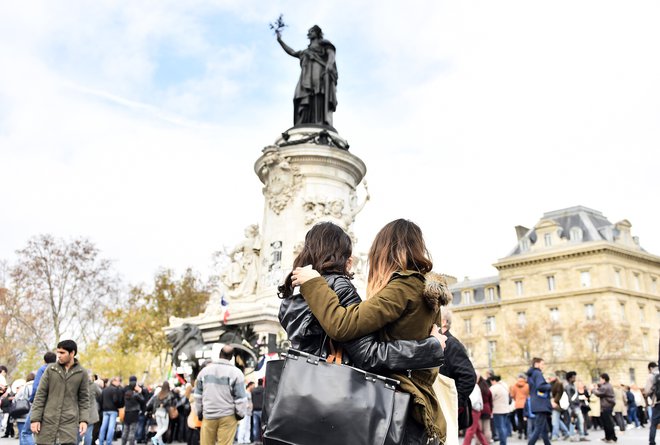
[0,343,265,445]
[462,358,656,445]
[1,219,659,445]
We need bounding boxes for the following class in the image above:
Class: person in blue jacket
[526,357,552,445]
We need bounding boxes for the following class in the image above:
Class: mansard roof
[507,205,639,257]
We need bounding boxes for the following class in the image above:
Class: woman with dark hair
[147,382,174,445]
[279,221,445,372]
[291,219,451,444]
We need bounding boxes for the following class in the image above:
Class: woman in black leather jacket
[278,221,445,374]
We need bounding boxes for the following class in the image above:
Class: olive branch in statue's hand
[269,14,287,36]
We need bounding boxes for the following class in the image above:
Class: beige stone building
[448,206,660,385]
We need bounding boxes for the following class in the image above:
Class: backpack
[653,373,660,400]
[469,384,484,412]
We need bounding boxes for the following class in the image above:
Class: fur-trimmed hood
[423,272,452,312]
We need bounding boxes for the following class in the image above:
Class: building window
[464,318,472,334]
[552,334,563,357]
[547,275,556,291]
[488,340,497,355]
[588,333,598,353]
[465,344,474,359]
[570,227,583,242]
[653,277,658,294]
[619,303,626,321]
[486,287,495,302]
[614,269,622,287]
[515,280,524,296]
[462,290,472,305]
[517,311,527,327]
[580,271,591,288]
[550,307,560,323]
[544,233,552,247]
[629,368,636,384]
[640,305,646,323]
[520,239,530,252]
[643,334,649,352]
[585,303,595,320]
[633,273,641,291]
[486,316,496,333]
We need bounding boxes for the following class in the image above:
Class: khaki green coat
[30,360,90,445]
[300,270,445,438]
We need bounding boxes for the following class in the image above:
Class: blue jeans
[627,405,639,427]
[527,413,551,445]
[83,422,95,445]
[135,413,147,442]
[252,410,262,442]
[551,409,570,438]
[19,412,34,445]
[493,414,508,445]
[650,404,660,445]
[99,411,119,445]
[568,407,585,436]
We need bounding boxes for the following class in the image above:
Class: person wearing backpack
[526,357,552,445]
[549,374,570,441]
[644,362,660,445]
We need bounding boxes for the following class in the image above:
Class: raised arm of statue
[276,31,298,58]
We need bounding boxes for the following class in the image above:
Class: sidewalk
[0,427,648,445]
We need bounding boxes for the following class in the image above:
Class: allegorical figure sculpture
[276,25,338,128]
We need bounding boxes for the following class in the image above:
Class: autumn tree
[506,312,551,368]
[568,314,628,381]
[7,235,120,347]
[106,268,211,371]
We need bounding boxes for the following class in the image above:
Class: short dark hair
[57,340,78,355]
[246,382,255,389]
[532,357,544,367]
[649,362,658,371]
[44,352,57,363]
[0,365,7,374]
[600,373,610,382]
[258,378,264,386]
[566,371,577,380]
[219,345,234,360]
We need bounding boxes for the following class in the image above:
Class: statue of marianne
[276,25,338,128]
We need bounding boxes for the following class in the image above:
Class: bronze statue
[276,25,337,128]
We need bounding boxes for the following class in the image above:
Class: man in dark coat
[30,340,90,445]
[592,373,617,443]
[526,357,552,445]
[439,307,476,430]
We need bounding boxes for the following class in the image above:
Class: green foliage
[107,268,211,358]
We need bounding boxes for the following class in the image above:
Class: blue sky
[1,1,659,286]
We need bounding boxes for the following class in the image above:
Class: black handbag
[9,398,30,418]
[263,348,410,445]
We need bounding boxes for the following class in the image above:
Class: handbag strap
[326,339,343,365]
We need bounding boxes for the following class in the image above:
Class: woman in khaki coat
[293,219,451,444]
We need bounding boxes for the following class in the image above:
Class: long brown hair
[158,380,170,400]
[278,222,352,298]
[366,219,432,298]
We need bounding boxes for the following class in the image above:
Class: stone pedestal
[168,126,367,350]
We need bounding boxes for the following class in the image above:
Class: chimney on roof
[515,225,529,240]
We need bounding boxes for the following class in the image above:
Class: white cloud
[1,1,659,285]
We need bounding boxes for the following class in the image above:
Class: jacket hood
[527,367,538,377]
[423,272,452,312]
[516,377,527,387]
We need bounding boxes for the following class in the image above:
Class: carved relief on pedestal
[262,240,284,289]
[259,147,302,215]
[218,224,261,299]
[302,180,370,232]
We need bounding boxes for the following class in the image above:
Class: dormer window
[520,238,530,252]
[570,227,583,242]
[544,233,552,247]
[462,290,472,304]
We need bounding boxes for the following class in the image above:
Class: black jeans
[650,404,660,445]
[600,408,617,441]
[527,413,551,445]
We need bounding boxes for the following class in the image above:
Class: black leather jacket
[278,273,443,374]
